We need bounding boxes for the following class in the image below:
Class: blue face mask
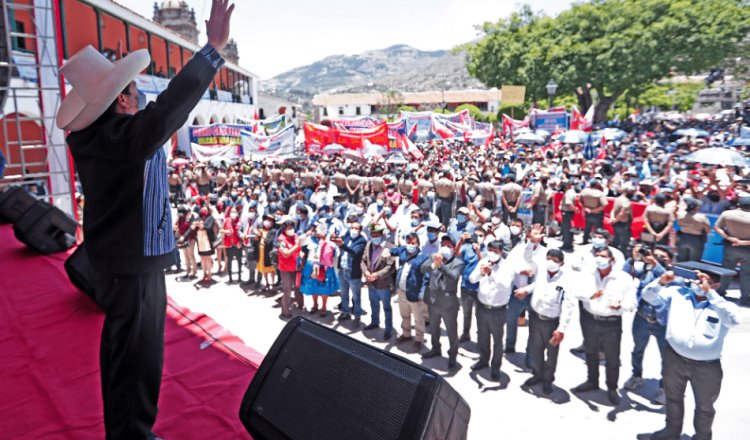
[457,214,466,224]
[411,219,420,227]
[406,244,418,254]
[427,232,437,242]
[371,236,383,246]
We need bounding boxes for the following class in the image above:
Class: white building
[312,89,502,121]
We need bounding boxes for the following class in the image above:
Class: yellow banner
[502,85,526,105]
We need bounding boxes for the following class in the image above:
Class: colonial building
[222,38,239,65]
[311,89,502,121]
[152,1,199,44]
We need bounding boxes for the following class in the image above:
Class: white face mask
[592,237,606,248]
[350,229,360,238]
[546,260,561,273]
[594,256,611,270]
[491,217,501,225]
[263,220,272,229]
[488,252,501,263]
[230,213,238,220]
[285,229,295,237]
[439,246,453,260]
[633,261,645,273]
[510,226,521,235]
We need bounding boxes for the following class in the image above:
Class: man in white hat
[56,1,234,438]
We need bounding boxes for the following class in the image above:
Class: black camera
[638,247,651,257]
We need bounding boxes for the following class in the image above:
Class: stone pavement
[165,261,750,439]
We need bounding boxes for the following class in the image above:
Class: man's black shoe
[421,349,441,359]
[363,323,379,331]
[470,361,488,371]
[542,382,553,395]
[505,347,516,354]
[572,381,599,393]
[608,388,621,405]
[338,313,351,322]
[353,316,361,327]
[648,428,681,440]
[447,357,457,369]
[459,333,471,342]
[383,331,392,341]
[523,376,541,387]
[490,369,501,381]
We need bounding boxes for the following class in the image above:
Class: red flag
[253,109,259,121]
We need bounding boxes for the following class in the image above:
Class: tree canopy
[466,0,750,122]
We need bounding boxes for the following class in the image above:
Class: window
[323,108,328,117]
[338,107,344,115]
[355,106,361,116]
[11,21,26,50]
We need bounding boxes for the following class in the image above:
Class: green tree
[455,103,485,121]
[466,0,750,123]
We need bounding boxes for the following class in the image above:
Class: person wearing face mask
[223,207,244,284]
[175,205,198,282]
[514,249,575,394]
[300,223,339,317]
[580,179,608,246]
[255,214,278,291]
[640,267,741,440]
[505,225,547,358]
[455,229,487,342]
[501,174,523,225]
[361,224,397,340]
[714,195,750,303]
[676,197,712,262]
[508,219,524,249]
[332,222,367,326]
[421,236,466,369]
[447,207,476,244]
[435,173,457,227]
[240,206,261,290]
[622,245,672,405]
[485,211,513,254]
[277,218,301,318]
[569,247,637,405]
[392,233,430,349]
[570,229,625,272]
[420,188,439,218]
[529,175,550,226]
[194,206,218,286]
[467,240,514,381]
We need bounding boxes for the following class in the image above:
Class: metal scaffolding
[0,0,73,217]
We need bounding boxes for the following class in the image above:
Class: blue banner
[534,112,569,131]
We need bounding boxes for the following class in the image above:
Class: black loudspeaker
[65,244,97,303]
[0,186,37,223]
[13,200,77,254]
[239,317,471,440]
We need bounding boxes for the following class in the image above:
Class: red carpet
[0,225,256,439]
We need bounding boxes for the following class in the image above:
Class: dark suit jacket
[420,256,465,305]
[338,232,367,279]
[361,242,396,290]
[67,52,218,274]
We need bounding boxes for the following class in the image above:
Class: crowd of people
[154,110,750,440]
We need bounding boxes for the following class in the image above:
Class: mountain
[261,44,485,105]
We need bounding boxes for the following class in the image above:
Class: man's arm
[106,1,234,161]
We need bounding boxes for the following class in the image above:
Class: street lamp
[666,89,678,111]
[546,80,558,109]
[441,80,452,111]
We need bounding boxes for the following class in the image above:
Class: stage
[0,224,259,439]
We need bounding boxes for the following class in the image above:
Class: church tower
[152,1,199,45]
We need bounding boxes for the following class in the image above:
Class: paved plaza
[165,251,750,439]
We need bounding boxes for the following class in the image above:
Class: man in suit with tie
[421,235,466,369]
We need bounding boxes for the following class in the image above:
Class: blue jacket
[338,232,367,279]
[623,259,668,325]
[459,243,483,291]
[393,247,429,302]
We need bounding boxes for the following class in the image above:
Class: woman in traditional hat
[256,214,278,290]
[300,223,340,317]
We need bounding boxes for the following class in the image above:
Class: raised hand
[205,0,235,52]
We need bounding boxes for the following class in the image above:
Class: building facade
[311,89,502,121]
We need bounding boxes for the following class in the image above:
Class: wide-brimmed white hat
[56,45,150,132]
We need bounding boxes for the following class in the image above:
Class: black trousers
[662,344,722,440]
[676,233,706,263]
[428,295,460,359]
[612,222,632,257]
[581,310,622,390]
[226,246,243,281]
[528,309,560,384]
[561,211,575,249]
[436,196,454,227]
[460,288,478,335]
[582,213,604,245]
[91,269,166,440]
[502,203,518,225]
[531,206,546,226]
[475,304,506,371]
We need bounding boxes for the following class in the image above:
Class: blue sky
[128,0,575,79]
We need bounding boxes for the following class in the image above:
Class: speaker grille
[252,321,429,440]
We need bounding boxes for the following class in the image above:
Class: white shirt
[526,269,576,333]
[571,268,638,317]
[506,242,547,288]
[468,257,514,307]
[398,261,412,291]
[570,244,625,272]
